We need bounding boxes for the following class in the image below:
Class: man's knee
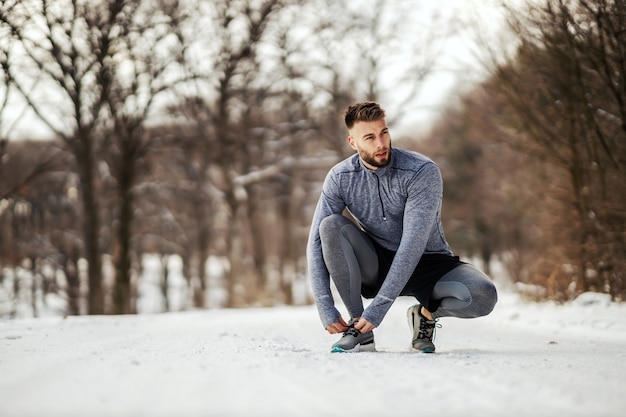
[477,278,498,316]
[446,264,498,317]
[319,214,351,240]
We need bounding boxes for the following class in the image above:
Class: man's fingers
[326,322,348,334]
[355,318,375,333]
[327,317,376,334]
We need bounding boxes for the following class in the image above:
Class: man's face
[347,118,391,170]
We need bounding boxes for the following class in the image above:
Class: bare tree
[445,0,626,300]
[1,0,193,314]
[169,0,288,308]
[0,0,136,314]
[101,0,188,314]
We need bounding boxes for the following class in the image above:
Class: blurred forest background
[0,0,624,318]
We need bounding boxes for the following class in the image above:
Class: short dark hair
[344,101,386,129]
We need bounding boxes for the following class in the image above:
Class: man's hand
[325,316,349,334]
[354,318,376,333]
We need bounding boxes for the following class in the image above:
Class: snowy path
[1,292,625,417]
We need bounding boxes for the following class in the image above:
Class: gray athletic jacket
[306,147,453,328]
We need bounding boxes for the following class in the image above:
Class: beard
[359,147,391,168]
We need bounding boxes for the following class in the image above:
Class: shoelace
[416,318,441,341]
[343,325,360,337]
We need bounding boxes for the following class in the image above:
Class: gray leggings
[429,264,498,319]
[320,214,497,320]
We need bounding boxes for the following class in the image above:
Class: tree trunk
[76,134,104,315]
[65,250,81,316]
[192,190,210,308]
[112,158,135,314]
[224,193,247,308]
[160,255,170,312]
[247,187,268,303]
[29,256,39,318]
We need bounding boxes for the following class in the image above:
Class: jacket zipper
[374,174,387,220]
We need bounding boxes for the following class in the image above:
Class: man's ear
[347,136,357,150]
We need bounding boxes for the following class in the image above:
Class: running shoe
[407,304,439,353]
[330,319,376,353]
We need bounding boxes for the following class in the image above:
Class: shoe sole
[410,346,436,353]
[331,342,376,353]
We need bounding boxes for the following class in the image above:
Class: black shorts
[361,240,464,312]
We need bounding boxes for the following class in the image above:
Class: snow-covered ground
[1,289,625,417]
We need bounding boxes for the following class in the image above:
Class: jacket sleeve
[361,162,443,326]
[306,170,346,328]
